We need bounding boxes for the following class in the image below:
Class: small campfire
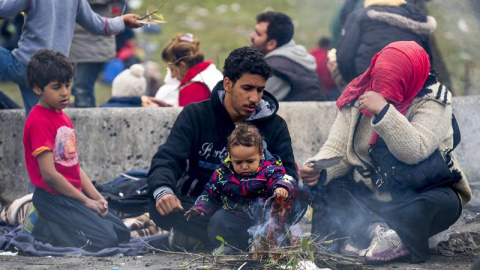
[216,197,364,269]
[146,197,365,269]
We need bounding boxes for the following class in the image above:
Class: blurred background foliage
[1,0,479,107]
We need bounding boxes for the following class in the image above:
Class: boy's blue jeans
[0,47,39,114]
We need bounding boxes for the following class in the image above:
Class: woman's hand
[358,92,388,115]
[300,163,321,187]
[142,96,173,107]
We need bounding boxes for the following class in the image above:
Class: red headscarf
[336,41,430,144]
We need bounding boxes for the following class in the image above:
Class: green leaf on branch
[213,244,224,256]
[301,237,308,252]
[215,235,225,244]
[286,257,297,270]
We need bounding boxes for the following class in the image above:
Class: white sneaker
[364,224,410,262]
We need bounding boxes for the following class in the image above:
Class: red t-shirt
[23,105,82,194]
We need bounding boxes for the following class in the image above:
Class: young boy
[22,49,130,251]
[185,123,296,252]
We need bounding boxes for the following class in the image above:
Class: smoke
[247,195,302,253]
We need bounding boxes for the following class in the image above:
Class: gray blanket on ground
[0,225,167,257]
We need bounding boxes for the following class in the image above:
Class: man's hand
[184,208,205,221]
[358,92,388,115]
[274,187,289,200]
[300,163,321,187]
[121,14,143,28]
[156,194,184,216]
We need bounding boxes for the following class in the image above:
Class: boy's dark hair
[223,47,271,84]
[256,11,294,48]
[27,49,74,90]
[227,123,263,154]
[318,37,331,49]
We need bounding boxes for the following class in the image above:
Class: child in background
[100,63,170,108]
[23,49,130,251]
[185,123,296,253]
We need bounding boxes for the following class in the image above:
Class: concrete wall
[1,97,479,203]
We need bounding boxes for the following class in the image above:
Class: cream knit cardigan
[305,80,472,205]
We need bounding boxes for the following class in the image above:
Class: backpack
[95,169,149,218]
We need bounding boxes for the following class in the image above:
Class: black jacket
[337,3,435,83]
[147,81,297,197]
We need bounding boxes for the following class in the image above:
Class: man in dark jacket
[147,47,297,250]
[250,11,325,102]
[336,1,436,83]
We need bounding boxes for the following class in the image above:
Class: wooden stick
[137,10,158,20]
[314,250,364,263]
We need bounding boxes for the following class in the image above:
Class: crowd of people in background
[0,0,474,267]
[0,0,440,111]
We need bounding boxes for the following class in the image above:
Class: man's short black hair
[27,49,74,90]
[256,11,294,48]
[223,47,272,84]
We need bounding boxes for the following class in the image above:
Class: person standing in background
[336,0,436,83]
[69,0,122,108]
[309,37,339,101]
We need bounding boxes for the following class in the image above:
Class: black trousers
[149,197,256,250]
[148,196,212,246]
[311,176,462,263]
[207,209,252,250]
[32,188,131,252]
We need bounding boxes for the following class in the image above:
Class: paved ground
[1,252,478,270]
[2,216,479,270]
[2,205,479,269]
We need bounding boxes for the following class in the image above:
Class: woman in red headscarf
[300,41,471,264]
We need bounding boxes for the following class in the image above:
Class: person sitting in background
[100,64,169,108]
[309,37,339,101]
[158,33,223,107]
[250,11,325,102]
[144,61,164,97]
